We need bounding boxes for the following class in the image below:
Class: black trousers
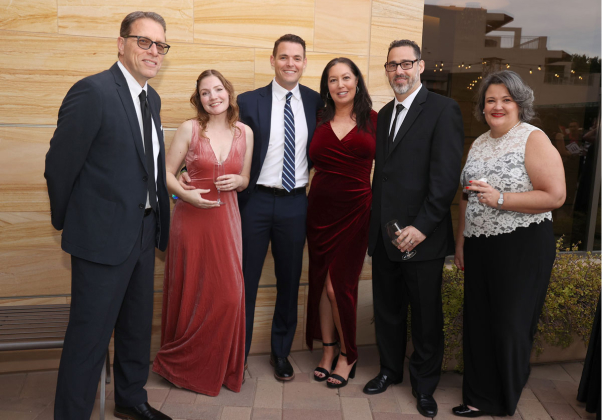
[462,220,555,416]
[372,232,445,395]
[54,213,157,419]
[241,189,307,358]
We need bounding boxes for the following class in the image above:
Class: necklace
[489,121,521,142]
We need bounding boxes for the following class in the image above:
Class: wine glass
[385,219,417,261]
[213,161,224,206]
[462,172,487,198]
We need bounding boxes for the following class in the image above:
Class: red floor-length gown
[306,111,377,364]
[153,121,246,396]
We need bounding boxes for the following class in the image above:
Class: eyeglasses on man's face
[124,35,170,55]
[384,59,418,72]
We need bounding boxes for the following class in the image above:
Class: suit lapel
[258,83,273,168]
[111,64,147,169]
[148,92,165,159]
[378,100,395,164]
[300,84,316,158]
[386,87,428,160]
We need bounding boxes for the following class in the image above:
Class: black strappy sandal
[326,352,356,388]
[313,342,340,382]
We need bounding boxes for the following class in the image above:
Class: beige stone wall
[0,0,424,373]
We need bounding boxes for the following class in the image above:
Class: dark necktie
[139,90,157,210]
[388,104,405,144]
[282,92,296,192]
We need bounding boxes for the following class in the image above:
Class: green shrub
[441,238,601,371]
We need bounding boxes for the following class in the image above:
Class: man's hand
[177,171,195,191]
[395,226,426,253]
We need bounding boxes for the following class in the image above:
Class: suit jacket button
[143,176,148,182]
[139,203,144,209]
[383,176,388,181]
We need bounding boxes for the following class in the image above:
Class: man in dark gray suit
[45,11,171,420]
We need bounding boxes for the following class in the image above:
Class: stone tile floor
[0,345,595,420]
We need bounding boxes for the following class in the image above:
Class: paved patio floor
[0,345,594,420]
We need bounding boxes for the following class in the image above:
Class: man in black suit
[362,40,464,417]
[45,11,172,420]
[237,35,322,380]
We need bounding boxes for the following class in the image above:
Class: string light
[579,76,583,80]
[538,65,542,71]
[529,69,533,74]
[506,63,510,69]
[571,69,575,74]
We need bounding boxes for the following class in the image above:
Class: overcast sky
[427,0,601,57]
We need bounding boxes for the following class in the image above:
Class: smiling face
[327,62,358,108]
[270,41,307,90]
[386,46,424,99]
[198,75,230,115]
[483,83,521,132]
[117,18,165,87]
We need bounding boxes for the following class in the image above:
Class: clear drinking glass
[213,161,224,206]
[385,219,417,261]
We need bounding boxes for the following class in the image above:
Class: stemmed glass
[213,161,224,206]
[462,172,487,198]
[385,219,417,261]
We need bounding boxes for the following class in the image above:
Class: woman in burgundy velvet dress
[152,70,253,396]
[306,57,376,388]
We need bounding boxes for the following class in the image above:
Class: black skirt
[462,219,555,416]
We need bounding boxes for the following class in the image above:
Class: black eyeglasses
[384,60,418,72]
[124,35,170,55]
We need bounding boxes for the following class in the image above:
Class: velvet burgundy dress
[306,111,377,364]
[152,121,246,396]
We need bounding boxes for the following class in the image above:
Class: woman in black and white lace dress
[452,71,566,418]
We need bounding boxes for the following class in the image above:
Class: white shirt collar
[117,60,148,98]
[272,78,301,101]
[394,83,422,110]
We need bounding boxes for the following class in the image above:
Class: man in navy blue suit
[45,11,171,420]
[237,35,322,380]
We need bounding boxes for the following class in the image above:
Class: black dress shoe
[270,354,295,381]
[362,372,401,395]
[114,402,172,420]
[412,388,438,418]
[452,404,486,417]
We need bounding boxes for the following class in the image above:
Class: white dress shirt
[117,61,160,208]
[256,79,309,189]
[389,84,423,141]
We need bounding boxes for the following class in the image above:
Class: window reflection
[422,2,601,250]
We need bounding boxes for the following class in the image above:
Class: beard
[389,71,419,95]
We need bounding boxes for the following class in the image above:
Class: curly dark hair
[318,57,373,133]
[190,70,240,137]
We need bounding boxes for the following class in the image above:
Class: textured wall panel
[57,1,194,42]
[194,0,315,50]
[313,0,371,55]
[0,0,57,33]
[370,0,424,57]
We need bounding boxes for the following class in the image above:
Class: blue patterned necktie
[282,92,296,192]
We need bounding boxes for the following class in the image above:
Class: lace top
[462,122,552,238]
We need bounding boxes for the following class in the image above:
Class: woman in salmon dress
[306,57,376,388]
[152,70,253,396]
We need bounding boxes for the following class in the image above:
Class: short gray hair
[120,11,166,37]
[387,40,421,61]
[474,70,535,123]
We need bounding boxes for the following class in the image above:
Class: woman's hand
[465,179,501,209]
[215,174,245,192]
[177,171,196,191]
[182,189,220,209]
[454,238,465,271]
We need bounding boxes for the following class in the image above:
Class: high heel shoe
[313,342,339,382]
[326,352,356,389]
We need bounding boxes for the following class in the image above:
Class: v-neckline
[204,126,236,164]
[329,121,357,142]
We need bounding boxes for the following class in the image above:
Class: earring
[356,86,359,93]
[326,92,331,100]
[482,111,485,114]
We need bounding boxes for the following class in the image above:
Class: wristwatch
[497,192,504,210]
